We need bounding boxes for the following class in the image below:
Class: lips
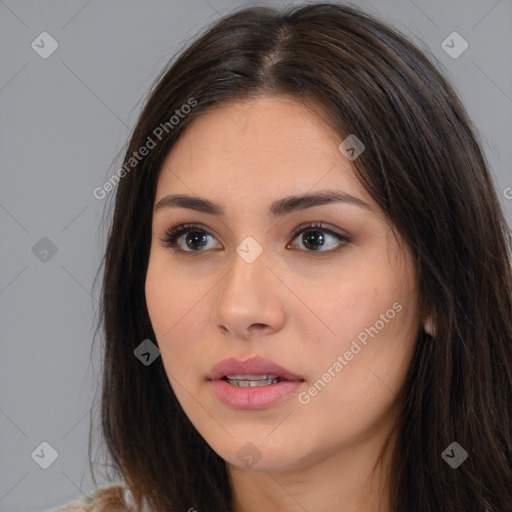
[207,356,305,410]
[207,356,304,382]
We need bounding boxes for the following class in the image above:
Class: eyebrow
[153,190,372,218]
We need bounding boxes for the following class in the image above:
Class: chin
[226,452,295,473]
[205,436,308,473]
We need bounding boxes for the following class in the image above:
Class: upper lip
[207,356,304,382]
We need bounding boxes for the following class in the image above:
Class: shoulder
[49,484,135,512]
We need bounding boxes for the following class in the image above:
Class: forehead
[156,96,369,201]
[176,95,337,147]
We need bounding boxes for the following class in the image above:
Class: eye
[158,221,349,254]
[159,223,220,253]
[288,221,349,253]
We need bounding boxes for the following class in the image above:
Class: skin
[145,95,422,512]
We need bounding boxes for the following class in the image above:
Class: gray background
[1,0,511,511]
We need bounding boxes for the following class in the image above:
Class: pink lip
[207,356,304,382]
[207,356,304,410]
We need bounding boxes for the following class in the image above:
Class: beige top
[50,484,136,512]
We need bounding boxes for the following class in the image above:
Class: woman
[54,2,512,511]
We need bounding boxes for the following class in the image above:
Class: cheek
[145,259,210,378]
[301,260,417,392]
[308,267,392,345]
[145,261,173,336]
[145,253,196,332]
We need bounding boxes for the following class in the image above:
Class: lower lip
[209,379,303,410]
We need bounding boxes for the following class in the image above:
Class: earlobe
[424,316,436,337]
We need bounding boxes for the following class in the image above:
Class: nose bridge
[222,237,269,299]
[211,237,281,334]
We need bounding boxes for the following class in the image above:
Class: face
[145,95,421,473]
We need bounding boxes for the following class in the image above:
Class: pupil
[186,231,207,250]
[303,231,324,250]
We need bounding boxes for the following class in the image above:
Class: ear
[424,316,435,337]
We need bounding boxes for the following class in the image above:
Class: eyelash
[158,221,350,255]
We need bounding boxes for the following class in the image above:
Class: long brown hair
[89,3,512,511]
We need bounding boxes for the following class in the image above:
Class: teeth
[225,375,281,387]
[225,374,279,380]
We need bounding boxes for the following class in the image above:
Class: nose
[210,244,285,339]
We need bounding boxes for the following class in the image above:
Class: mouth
[221,375,287,387]
[206,356,305,409]
[207,356,305,384]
